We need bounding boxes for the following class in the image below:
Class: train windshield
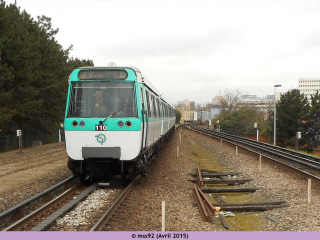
[67,81,137,118]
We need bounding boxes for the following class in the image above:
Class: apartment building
[298,78,320,99]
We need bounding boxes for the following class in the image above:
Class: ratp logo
[95,134,106,145]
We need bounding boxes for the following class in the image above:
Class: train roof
[76,66,173,107]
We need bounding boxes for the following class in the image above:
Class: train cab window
[67,81,137,118]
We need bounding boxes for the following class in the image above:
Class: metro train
[64,66,176,181]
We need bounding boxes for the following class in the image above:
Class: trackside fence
[0,121,65,152]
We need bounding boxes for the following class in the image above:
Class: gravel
[55,188,121,231]
[181,128,320,231]
[2,127,320,231]
[103,127,320,231]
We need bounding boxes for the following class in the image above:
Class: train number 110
[95,125,107,131]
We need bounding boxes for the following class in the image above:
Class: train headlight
[125,121,132,127]
[72,121,78,127]
[79,121,85,127]
[117,121,124,127]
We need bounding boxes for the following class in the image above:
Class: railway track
[187,125,320,180]
[1,175,140,231]
[0,175,77,230]
[2,181,90,231]
[90,175,140,231]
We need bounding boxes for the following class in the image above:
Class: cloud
[92,0,116,2]
[298,0,320,13]
[95,28,244,61]
[300,31,320,50]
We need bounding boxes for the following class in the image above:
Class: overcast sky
[5,0,320,105]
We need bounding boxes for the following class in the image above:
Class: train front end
[64,67,142,180]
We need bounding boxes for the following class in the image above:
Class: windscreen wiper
[99,101,128,125]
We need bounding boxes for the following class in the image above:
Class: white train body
[64,66,175,180]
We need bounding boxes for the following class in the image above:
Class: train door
[140,87,148,148]
[146,90,152,146]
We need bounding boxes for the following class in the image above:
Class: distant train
[64,66,175,181]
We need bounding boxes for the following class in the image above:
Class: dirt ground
[2,128,320,231]
[0,142,72,212]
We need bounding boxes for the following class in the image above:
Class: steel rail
[196,166,204,186]
[90,156,157,231]
[0,175,76,222]
[3,183,82,231]
[196,126,320,167]
[90,174,141,231]
[187,125,320,181]
[31,182,98,231]
[192,184,210,222]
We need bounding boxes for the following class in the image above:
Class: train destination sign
[78,70,128,80]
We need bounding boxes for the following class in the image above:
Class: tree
[304,91,320,149]
[219,105,263,135]
[0,2,93,134]
[0,3,45,133]
[276,89,309,146]
[175,109,181,124]
[219,88,243,115]
[67,57,94,72]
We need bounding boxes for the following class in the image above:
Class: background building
[298,78,320,100]
[212,96,226,105]
[176,99,195,111]
[180,110,196,123]
[177,92,279,123]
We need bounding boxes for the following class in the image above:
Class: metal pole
[259,155,262,172]
[308,179,311,204]
[274,85,281,145]
[162,201,165,231]
[19,131,22,152]
[274,87,276,145]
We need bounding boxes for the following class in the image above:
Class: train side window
[151,95,156,118]
[156,99,159,118]
[155,98,159,119]
[153,96,158,118]
[160,102,164,118]
[157,99,161,118]
[165,105,168,118]
[146,91,152,118]
[151,94,154,118]
[153,97,157,118]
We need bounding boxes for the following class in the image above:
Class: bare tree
[195,103,202,111]
[174,102,185,111]
[219,88,243,114]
